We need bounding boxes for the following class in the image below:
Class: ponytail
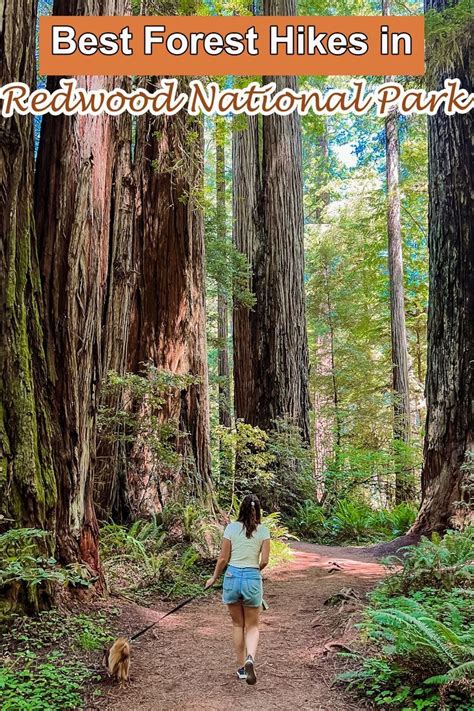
[237,494,262,538]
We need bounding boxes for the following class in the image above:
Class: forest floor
[93,543,387,711]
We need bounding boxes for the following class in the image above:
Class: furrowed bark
[95,94,135,523]
[232,113,260,424]
[129,88,212,511]
[259,0,310,440]
[35,0,131,577]
[0,0,56,608]
[412,0,473,533]
[233,0,310,442]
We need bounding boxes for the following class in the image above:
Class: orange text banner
[39,16,424,77]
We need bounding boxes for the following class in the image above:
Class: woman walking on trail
[205,494,271,685]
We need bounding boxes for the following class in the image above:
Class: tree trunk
[232,114,260,424]
[412,0,473,533]
[215,118,232,429]
[129,91,212,509]
[35,0,128,576]
[383,0,412,503]
[257,0,310,439]
[0,0,56,548]
[95,92,135,523]
[233,0,310,441]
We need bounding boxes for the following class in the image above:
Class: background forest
[1,0,472,709]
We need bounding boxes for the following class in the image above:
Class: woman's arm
[259,539,270,571]
[205,537,231,588]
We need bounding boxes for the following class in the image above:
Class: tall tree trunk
[129,92,212,510]
[35,0,128,576]
[0,0,56,592]
[258,0,310,439]
[412,0,473,533]
[232,114,260,424]
[233,0,310,441]
[215,118,231,429]
[95,95,135,523]
[383,0,412,503]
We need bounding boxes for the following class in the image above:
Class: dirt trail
[99,543,385,711]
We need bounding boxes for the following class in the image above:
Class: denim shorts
[222,565,263,608]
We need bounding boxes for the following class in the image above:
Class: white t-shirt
[223,521,270,568]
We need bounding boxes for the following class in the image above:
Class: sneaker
[244,655,256,685]
[236,667,247,680]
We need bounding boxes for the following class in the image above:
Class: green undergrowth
[99,503,294,604]
[288,498,417,544]
[338,528,474,710]
[0,608,117,710]
[0,527,92,620]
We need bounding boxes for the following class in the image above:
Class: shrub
[100,500,296,601]
[328,499,374,543]
[289,500,327,540]
[216,422,275,508]
[100,518,172,593]
[320,442,420,510]
[363,502,417,539]
[0,528,90,616]
[260,512,296,566]
[160,502,222,559]
[345,594,474,709]
[382,528,474,595]
[364,597,474,674]
[287,499,417,544]
[215,418,313,515]
[265,418,315,512]
[340,528,474,709]
[339,656,471,710]
[98,365,199,509]
[100,505,223,599]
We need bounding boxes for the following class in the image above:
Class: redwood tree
[35,0,130,574]
[128,93,212,508]
[233,0,310,440]
[413,0,473,533]
[232,114,260,424]
[0,0,56,535]
[95,91,135,522]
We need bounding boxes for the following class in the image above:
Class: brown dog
[102,592,201,684]
[104,638,130,684]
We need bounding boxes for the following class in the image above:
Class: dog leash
[130,591,204,642]
[129,584,270,643]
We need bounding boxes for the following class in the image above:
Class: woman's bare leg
[243,605,260,659]
[227,603,245,667]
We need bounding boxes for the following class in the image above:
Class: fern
[426,660,474,685]
[328,499,373,543]
[289,500,327,539]
[368,608,461,666]
[342,530,474,708]
[383,527,474,594]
